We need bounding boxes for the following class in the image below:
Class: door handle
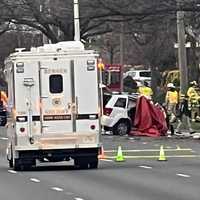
[75,96,78,114]
[41,96,48,99]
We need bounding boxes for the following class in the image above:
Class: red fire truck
[102,64,122,92]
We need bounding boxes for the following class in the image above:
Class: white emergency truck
[4,41,101,170]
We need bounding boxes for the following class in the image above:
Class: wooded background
[1,0,200,88]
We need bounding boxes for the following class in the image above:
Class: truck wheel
[9,159,13,168]
[13,159,23,171]
[113,120,131,136]
[8,146,13,168]
[89,157,98,169]
[74,158,89,169]
[13,158,35,171]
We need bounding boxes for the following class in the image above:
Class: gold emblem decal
[52,98,61,106]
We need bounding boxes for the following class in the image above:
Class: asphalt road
[0,128,200,200]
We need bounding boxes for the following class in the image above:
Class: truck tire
[74,158,89,169]
[8,145,13,168]
[9,159,13,168]
[13,159,23,171]
[113,120,131,136]
[89,157,98,169]
[13,158,36,171]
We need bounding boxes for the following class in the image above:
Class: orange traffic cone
[98,145,106,159]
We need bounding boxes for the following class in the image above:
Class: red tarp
[129,96,168,137]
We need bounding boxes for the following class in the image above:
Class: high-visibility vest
[187,87,199,99]
[138,86,153,98]
[187,87,200,102]
[165,91,178,104]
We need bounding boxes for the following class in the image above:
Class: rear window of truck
[49,74,63,93]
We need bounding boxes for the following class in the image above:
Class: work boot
[190,131,196,134]
[174,130,182,135]
[196,116,200,122]
[189,128,196,134]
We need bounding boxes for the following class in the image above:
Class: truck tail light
[103,108,113,116]
[20,127,25,133]
[90,125,96,130]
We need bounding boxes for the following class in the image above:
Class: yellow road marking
[104,148,192,153]
[176,145,181,150]
[105,155,200,159]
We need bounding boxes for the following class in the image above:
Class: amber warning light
[97,58,105,70]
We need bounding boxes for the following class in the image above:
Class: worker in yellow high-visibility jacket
[165,83,178,123]
[138,81,153,99]
[187,81,199,99]
[187,81,200,122]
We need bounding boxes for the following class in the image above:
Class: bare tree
[0,0,200,78]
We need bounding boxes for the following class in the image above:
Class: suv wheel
[113,120,131,136]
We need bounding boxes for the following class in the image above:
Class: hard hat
[190,81,197,86]
[167,83,175,88]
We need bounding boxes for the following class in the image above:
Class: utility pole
[73,0,80,41]
[177,2,188,94]
[40,1,51,44]
[120,21,124,92]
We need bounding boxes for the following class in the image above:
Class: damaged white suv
[101,93,138,135]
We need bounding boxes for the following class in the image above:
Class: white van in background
[124,69,151,86]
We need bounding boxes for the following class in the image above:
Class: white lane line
[65,192,74,195]
[51,187,64,192]
[100,159,114,162]
[176,173,191,178]
[75,198,84,200]
[30,178,40,183]
[0,137,8,140]
[8,170,17,174]
[139,165,152,169]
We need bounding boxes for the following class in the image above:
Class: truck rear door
[73,58,100,132]
[39,60,72,134]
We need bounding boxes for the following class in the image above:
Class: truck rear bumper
[15,144,100,151]
[15,132,100,151]
[15,147,100,161]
